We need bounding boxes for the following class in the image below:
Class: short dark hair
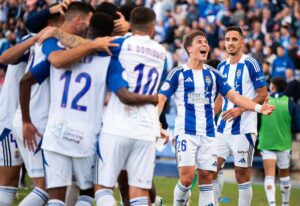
[95,2,120,20]
[88,12,114,38]
[120,3,136,21]
[183,30,207,55]
[271,77,287,92]
[130,7,156,33]
[65,2,94,21]
[225,26,244,37]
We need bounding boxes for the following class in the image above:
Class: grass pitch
[14,177,300,205]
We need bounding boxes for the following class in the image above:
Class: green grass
[14,177,300,205]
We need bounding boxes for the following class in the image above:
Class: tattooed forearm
[53,29,88,48]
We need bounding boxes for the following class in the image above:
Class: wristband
[254,104,262,113]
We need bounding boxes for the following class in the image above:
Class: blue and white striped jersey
[217,54,267,135]
[159,64,231,137]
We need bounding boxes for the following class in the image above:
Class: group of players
[0,0,278,206]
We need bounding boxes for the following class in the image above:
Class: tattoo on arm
[54,29,87,48]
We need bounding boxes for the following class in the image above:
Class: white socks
[173,181,191,206]
[218,169,224,198]
[48,199,65,206]
[212,179,219,206]
[238,181,252,206]
[75,195,93,206]
[280,176,291,206]
[129,196,148,206]
[19,187,48,206]
[0,186,17,206]
[198,184,214,206]
[95,189,117,206]
[264,176,276,206]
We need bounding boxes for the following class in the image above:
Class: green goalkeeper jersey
[258,93,297,151]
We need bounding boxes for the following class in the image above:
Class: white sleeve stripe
[166,66,182,81]
[207,66,224,78]
[246,57,260,72]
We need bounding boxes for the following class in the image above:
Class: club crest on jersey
[205,76,211,84]
[236,69,241,77]
[161,82,170,91]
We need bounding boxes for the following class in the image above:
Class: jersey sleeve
[213,70,231,96]
[245,58,267,89]
[41,37,65,59]
[106,57,128,92]
[159,68,180,99]
[97,37,126,58]
[29,60,50,84]
[11,34,33,65]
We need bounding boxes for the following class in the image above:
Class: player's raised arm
[19,61,50,151]
[0,35,36,65]
[43,37,118,69]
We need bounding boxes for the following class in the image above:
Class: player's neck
[132,30,149,36]
[187,59,204,70]
[229,51,243,64]
[60,24,76,36]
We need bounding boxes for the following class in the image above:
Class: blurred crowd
[1,0,300,95]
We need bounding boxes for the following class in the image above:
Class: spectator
[272,45,294,81]
[288,35,300,70]
[251,39,265,66]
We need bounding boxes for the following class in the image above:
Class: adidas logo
[184,77,193,82]
[212,161,217,167]
[238,158,246,164]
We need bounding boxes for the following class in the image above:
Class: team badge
[205,76,211,84]
[14,150,20,159]
[236,69,241,77]
[161,82,170,91]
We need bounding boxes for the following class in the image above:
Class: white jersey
[13,43,50,132]
[0,35,32,129]
[101,35,166,142]
[38,38,127,157]
[159,64,231,137]
[217,54,266,135]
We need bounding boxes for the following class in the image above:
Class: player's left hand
[261,97,276,115]
[113,11,130,36]
[92,37,119,56]
[23,122,42,152]
[222,107,245,121]
[37,26,58,45]
[160,127,170,145]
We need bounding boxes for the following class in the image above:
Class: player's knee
[235,167,250,183]
[198,170,213,184]
[179,174,194,187]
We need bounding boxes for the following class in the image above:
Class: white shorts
[95,134,155,189]
[43,150,95,190]
[0,126,23,167]
[261,150,291,169]
[13,123,44,178]
[175,134,217,172]
[216,132,257,168]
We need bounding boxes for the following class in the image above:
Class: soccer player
[94,7,166,206]
[259,77,299,206]
[0,40,31,206]
[21,10,158,206]
[158,30,274,206]
[214,26,268,206]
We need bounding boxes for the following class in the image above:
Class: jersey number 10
[133,63,159,95]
